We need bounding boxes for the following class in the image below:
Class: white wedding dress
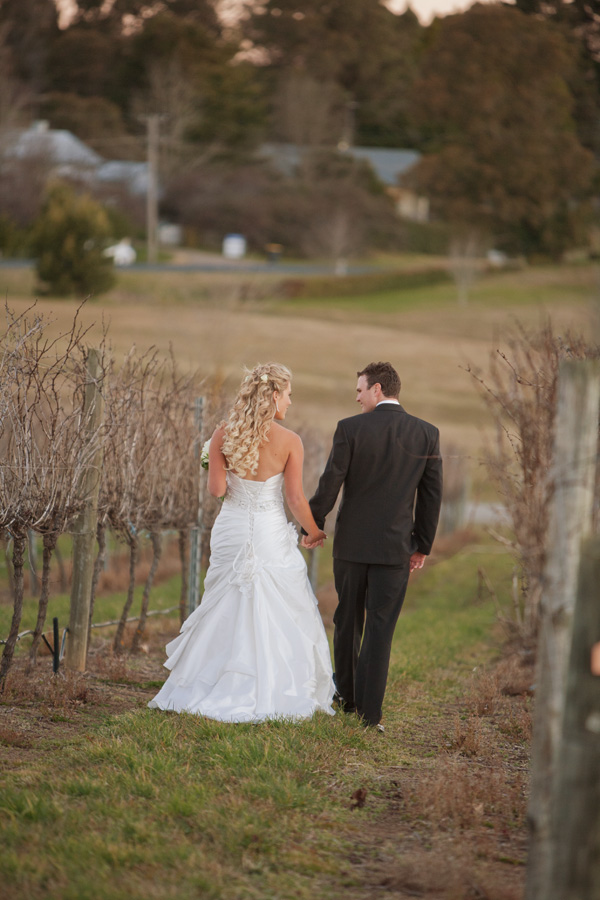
[148,472,335,722]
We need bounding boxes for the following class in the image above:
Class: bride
[148,362,335,722]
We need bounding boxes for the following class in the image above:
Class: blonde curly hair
[221,362,292,476]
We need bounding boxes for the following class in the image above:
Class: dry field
[0,260,596,477]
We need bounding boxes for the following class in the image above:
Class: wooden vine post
[548,536,600,899]
[526,359,600,898]
[188,396,204,616]
[66,349,105,671]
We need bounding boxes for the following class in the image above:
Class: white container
[222,234,246,259]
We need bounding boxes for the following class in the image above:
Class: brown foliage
[468,320,600,637]
[101,346,202,651]
[0,303,105,680]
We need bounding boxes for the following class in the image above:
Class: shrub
[468,322,600,637]
[0,215,31,258]
[30,182,116,296]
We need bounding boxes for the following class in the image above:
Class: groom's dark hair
[357,362,401,398]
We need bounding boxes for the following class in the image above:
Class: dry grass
[415,755,525,829]
[0,264,594,463]
[348,645,533,900]
[1,666,94,709]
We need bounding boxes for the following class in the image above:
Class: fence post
[548,536,600,899]
[66,349,104,671]
[188,397,204,616]
[526,359,600,899]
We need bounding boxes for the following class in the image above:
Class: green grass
[2,256,597,314]
[0,536,516,900]
[0,534,181,650]
[271,261,598,318]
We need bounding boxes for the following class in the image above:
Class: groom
[301,362,443,730]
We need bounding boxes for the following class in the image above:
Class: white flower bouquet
[200,438,211,470]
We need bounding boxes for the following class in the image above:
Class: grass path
[0,534,530,900]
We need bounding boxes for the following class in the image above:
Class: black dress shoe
[333,692,356,714]
[359,718,384,733]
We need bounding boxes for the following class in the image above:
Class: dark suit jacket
[309,403,443,565]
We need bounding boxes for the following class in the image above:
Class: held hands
[301,530,327,550]
[409,551,426,573]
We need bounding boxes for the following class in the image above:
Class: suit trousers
[332,558,410,726]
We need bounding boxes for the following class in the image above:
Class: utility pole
[146,114,160,265]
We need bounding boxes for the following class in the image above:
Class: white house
[1,121,148,196]
[259,142,429,222]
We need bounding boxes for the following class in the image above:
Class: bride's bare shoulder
[270,422,302,446]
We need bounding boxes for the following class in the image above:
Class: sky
[56,0,488,29]
[386,0,485,23]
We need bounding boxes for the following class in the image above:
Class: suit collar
[373,403,405,414]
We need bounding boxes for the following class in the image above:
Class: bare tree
[273,72,345,147]
[105,348,163,653]
[131,356,201,650]
[468,321,600,638]
[0,303,103,681]
[304,197,365,274]
[103,347,202,652]
[449,230,487,306]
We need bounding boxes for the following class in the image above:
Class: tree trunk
[131,531,162,652]
[88,521,107,637]
[4,537,14,596]
[178,528,189,626]
[113,532,138,654]
[28,532,57,667]
[0,532,27,686]
[54,541,68,593]
[27,530,39,597]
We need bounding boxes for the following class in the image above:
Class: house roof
[2,122,149,195]
[259,142,420,185]
[96,161,149,196]
[4,121,103,167]
[348,147,420,185]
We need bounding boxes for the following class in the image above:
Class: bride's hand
[304,530,326,549]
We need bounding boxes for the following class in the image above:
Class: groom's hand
[409,551,426,572]
[301,533,326,550]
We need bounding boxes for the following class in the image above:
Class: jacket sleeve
[307,421,352,531]
[412,428,443,555]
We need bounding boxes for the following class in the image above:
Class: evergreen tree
[31,182,116,296]
[0,0,58,91]
[243,0,425,146]
[407,5,595,257]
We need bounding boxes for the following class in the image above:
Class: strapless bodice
[224,471,284,512]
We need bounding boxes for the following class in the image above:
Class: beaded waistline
[223,493,282,512]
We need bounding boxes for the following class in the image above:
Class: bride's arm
[284,433,327,543]
[208,426,227,498]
